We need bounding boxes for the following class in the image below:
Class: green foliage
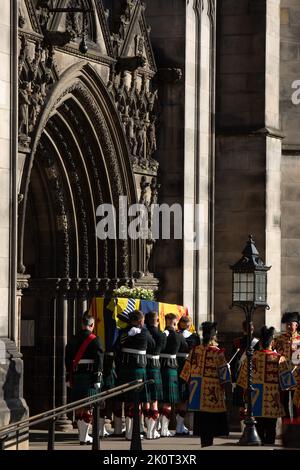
[112,285,155,301]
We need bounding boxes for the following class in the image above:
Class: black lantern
[231,235,270,307]
[230,235,271,446]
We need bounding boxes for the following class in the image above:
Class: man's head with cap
[281,312,300,335]
[260,326,275,350]
[201,321,217,345]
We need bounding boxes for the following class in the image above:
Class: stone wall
[215,0,282,333]
[280,1,300,313]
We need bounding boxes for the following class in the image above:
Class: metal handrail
[0,379,147,437]
[0,379,154,451]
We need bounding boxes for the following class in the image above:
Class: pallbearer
[144,311,167,439]
[180,322,231,447]
[237,326,295,445]
[160,313,188,437]
[115,310,155,440]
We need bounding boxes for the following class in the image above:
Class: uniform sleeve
[146,329,156,351]
[92,336,104,383]
[159,331,167,352]
[178,333,189,353]
[187,333,200,350]
[65,341,73,382]
[180,349,193,382]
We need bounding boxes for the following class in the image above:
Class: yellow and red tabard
[180,344,231,413]
[294,368,300,409]
[274,332,300,362]
[274,332,300,397]
[236,350,294,418]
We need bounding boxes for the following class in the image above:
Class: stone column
[55,278,73,431]
[0,0,29,447]
[184,0,216,328]
[16,274,30,350]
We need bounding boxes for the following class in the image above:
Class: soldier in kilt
[65,312,104,445]
[115,310,155,440]
[160,313,188,437]
[176,316,200,435]
[144,311,167,439]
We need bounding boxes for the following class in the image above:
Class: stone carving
[39,142,70,277]
[65,0,95,42]
[139,176,150,205]
[115,55,146,73]
[147,116,157,157]
[19,9,26,28]
[156,68,183,83]
[19,82,31,140]
[138,176,160,275]
[135,34,144,56]
[18,34,58,148]
[43,29,76,48]
[108,67,159,173]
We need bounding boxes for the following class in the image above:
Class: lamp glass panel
[255,272,267,302]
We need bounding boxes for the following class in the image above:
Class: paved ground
[29,430,285,451]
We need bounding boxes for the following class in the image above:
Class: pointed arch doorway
[19,63,138,420]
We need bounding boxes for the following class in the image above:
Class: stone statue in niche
[135,34,144,57]
[29,84,43,131]
[126,115,137,155]
[136,121,145,158]
[139,176,150,205]
[150,177,160,206]
[19,81,31,138]
[145,237,155,275]
[147,116,157,157]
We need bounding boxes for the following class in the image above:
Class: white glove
[66,381,71,388]
[93,382,101,390]
[183,330,192,338]
[163,330,170,337]
[128,327,141,337]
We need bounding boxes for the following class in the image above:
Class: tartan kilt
[177,359,189,402]
[116,365,149,403]
[161,368,179,404]
[103,369,116,391]
[70,373,98,403]
[146,367,163,402]
[178,377,189,402]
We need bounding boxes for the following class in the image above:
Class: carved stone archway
[19,62,139,418]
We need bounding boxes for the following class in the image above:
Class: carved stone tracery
[18,32,58,149]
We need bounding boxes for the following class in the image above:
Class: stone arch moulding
[18,61,139,282]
